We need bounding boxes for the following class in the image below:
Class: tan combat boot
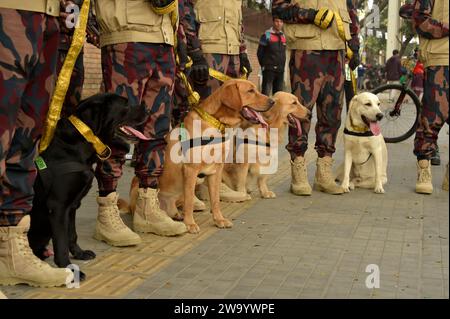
[291,156,312,196]
[314,156,344,195]
[416,160,433,194]
[196,183,250,202]
[443,163,449,191]
[133,188,187,236]
[94,192,142,246]
[176,194,206,211]
[0,216,73,287]
[219,183,251,202]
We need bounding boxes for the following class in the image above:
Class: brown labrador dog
[156,79,274,234]
[223,91,310,199]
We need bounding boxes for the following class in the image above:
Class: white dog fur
[335,92,388,194]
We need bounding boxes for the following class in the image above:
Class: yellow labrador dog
[336,92,388,194]
[223,92,309,198]
[158,79,274,234]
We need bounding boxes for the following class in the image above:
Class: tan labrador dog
[223,91,310,198]
[156,79,273,234]
[336,92,388,194]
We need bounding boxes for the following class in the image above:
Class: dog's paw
[214,218,233,229]
[72,250,96,261]
[261,191,276,199]
[185,223,200,234]
[374,186,385,194]
[349,182,355,190]
[341,183,351,193]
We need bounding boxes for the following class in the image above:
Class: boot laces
[318,160,333,180]
[16,234,47,269]
[107,205,127,230]
[418,166,431,183]
[292,160,307,180]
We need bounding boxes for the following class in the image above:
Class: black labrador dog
[28,93,148,280]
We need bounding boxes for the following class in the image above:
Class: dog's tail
[118,176,139,214]
[117,198,131,214]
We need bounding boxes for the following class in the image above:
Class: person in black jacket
[257,17,287,96]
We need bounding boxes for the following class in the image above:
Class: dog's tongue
[121,126,151,140]
[242,107,268,129]
[370,122,381,136]
[291,115,302,136]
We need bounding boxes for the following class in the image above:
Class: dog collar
[68,115,112,160]
[193,106,229,134]
[344,128,374,137]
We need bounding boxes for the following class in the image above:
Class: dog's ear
[348,95,359,112]
[220,83,243,111]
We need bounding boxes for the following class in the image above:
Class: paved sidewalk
[1,128,448,299]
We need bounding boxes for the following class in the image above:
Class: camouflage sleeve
[271,0,316,24]
[347,0,360,51]
[179,0,202,54]
[413,0,449,39]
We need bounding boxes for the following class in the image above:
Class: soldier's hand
[349,54,360,71]
[190,51,209,84]
[239,53,252,77]
[150,0,175,9]
[313,8,335,29]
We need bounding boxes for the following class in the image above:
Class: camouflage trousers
[172,70,190,126]
[414,66,449,160]
[288,50,345,158]
[0,8,59,226]
[95,43,176,192]
[194,53,241,99]
[58,33,85,118]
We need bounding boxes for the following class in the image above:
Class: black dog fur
[28,93,147,281]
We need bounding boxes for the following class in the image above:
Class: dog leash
[40,0,91,153]
[68,115,112,160]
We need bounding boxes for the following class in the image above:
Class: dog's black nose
[376,113,384,121]
[268,98,275,106]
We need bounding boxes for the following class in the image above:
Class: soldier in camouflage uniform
[272,0,360,195]
[412,0,449,194]
[0,0,73,287]
[93,0,186,245]
[57,0,99,118]
[191,0,252,99]
[171,0,207,126]
[181,0,254,203]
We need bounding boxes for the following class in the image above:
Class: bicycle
[371,71,421,143]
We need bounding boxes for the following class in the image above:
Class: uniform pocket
[294,24,319,39]
[196,6,225,42]
[126,0,162,26]
[338,9,352,41]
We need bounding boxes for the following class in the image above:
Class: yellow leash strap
[350,125,370,133]
[335,11,357,94]
[335,12,354,60]
[314,8,335,29]
[150,1,177,15]
[40,0,91,154]
[68,115,112,160]
[178,56,248,107]
[351,71,357,95]
[192,106,229,134]
[179,71,201,106]
[209,67,248,83]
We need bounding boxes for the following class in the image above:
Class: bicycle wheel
[372,83,421,143]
